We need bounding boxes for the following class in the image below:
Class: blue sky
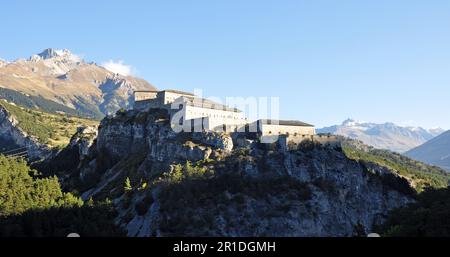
[1,0,450,129]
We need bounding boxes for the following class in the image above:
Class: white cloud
[101,60,135,76]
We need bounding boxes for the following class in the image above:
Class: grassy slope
[342,140,450,192]
[0,87,104,119]
[0,99,99,148]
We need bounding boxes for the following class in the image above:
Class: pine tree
[87,197,95,207]
[124,177,132,192]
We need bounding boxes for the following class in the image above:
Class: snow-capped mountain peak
[37,48,78,60]
[0,48,156,116]
[27,48,84,75]
[38,48,62,59]
[318,119,445,153]
[29,48,82,64]
[340,119,371,131]
[408,126,422,132]
[429,127,446,137]
[342,118,358,126]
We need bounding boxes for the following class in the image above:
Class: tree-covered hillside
[0,155,122,237]
[377,187,450,237]
[342,139,450,192]
[0,155,81,217]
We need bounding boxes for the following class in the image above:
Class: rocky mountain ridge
[0,49,156,118]
[318,119,444,153]
[406,130,450,171]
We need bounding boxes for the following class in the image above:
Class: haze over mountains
[318,119,444,153]
[0,49,156,118]
[406,131,450,171]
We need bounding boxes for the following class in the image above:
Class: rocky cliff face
[49,109,416,237]
[0,105,49,160]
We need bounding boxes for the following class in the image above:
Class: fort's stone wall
[134,91,158,102]
[278,134,342,151]
[134,98,164,111]
[257,123,315,137]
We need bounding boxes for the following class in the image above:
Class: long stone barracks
[133,90,322,144]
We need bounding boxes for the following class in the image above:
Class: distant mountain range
[318,119,444,153]
[0,48,156,118]
[405,130,450,171]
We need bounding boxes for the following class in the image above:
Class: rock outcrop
[0,104,49,160]
[70,126,98,161]
[47,108,416,237]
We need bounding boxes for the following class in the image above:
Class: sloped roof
[134,90,158,93]
[161,90,195,96]
[258,119,314,127]
[176,96,242,113]
[134,89,194,96]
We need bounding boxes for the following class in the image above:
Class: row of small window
[187,111,242,119]
[267,132,310,136]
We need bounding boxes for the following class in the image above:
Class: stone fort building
[133,90,321,144]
